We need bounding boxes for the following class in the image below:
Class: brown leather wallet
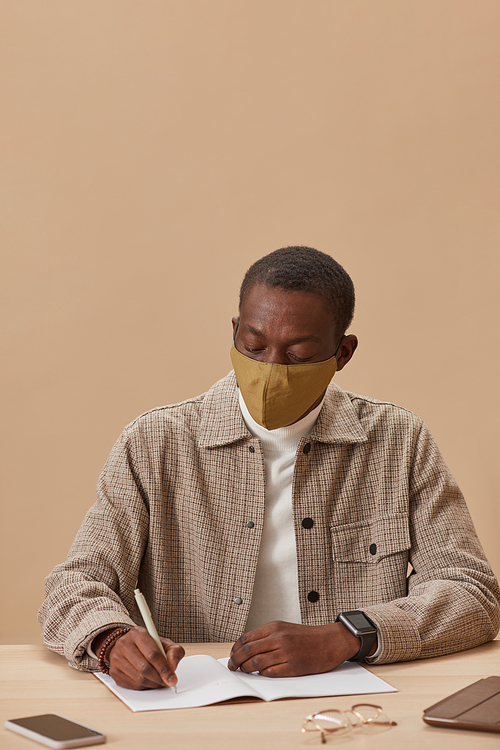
[423,676,500,733]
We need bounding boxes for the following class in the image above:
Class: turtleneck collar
[238,388,324,451]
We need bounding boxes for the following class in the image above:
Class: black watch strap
[336,610,378,661]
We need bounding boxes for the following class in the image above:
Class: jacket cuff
[64,611,137,672]
[359,603,422,664]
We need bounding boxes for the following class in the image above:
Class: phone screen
[8,714,102,741]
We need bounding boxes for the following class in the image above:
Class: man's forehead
[238,283,338,338]
[240,320,324,344]
[240,282,332,318]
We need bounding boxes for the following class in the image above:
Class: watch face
[343,612,376,634]
[348,612,372,630]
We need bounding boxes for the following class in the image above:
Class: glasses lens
[312,711,350,732]
[353,704,395,725]
[353,704,382,722]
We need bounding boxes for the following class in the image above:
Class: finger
[258,661,297,678]
[112,637,169,689]
[228,636,280,671]
[237,649,287,675]
[134,631,179,687]
[161,639,185,674]
[230,621,287,659]
[230,623,275,656]
[110,660,163,690]
[108,628,174,688]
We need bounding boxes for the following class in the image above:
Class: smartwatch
[335,610,378,661]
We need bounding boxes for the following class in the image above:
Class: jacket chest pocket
[329,514,411,607]
[331,514,410,564]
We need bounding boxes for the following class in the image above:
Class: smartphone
[5,714,106,748]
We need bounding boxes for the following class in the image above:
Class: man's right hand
[92,626,185,690]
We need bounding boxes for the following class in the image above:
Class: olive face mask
[230,344,338,430]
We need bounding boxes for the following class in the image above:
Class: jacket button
[303,442,311,454]
[234,597,243,605]
[369,543,377,555]
[249,446,255,453]
[302,518,314,529]
[246,521,255,528]
[307,591,320,603]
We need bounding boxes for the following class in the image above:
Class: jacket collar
[198,371,367,448]
[309,382,367,444]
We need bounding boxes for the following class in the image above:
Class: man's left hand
[227,620,364,677]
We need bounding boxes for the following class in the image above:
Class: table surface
[1,641,499,749]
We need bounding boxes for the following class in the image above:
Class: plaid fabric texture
[38,372,500,671]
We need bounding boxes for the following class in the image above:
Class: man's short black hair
[239,246,355,335]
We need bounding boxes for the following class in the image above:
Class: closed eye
[288,354,314,363]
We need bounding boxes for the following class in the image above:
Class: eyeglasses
[302,703,397,743]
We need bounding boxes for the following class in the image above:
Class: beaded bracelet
[97,627,131,674]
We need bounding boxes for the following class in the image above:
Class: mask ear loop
[233,319,240,346]
[334,335,345,358]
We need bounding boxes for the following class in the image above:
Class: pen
[134,588,177,692]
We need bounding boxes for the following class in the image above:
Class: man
[39,246,500,691]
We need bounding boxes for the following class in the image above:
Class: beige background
[1,1,499,644]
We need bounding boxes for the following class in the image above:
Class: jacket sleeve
[362,421,500,664]
[37,427,148,671]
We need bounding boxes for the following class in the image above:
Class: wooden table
[1,641,499,749]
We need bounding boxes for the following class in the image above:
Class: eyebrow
[242,324,322,344]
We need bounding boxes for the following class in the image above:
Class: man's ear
[232,316,239,337]
[336,334,358,372]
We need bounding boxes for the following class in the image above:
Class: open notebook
[94,655,396,711]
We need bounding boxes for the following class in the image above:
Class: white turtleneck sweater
[238,389,324,632]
